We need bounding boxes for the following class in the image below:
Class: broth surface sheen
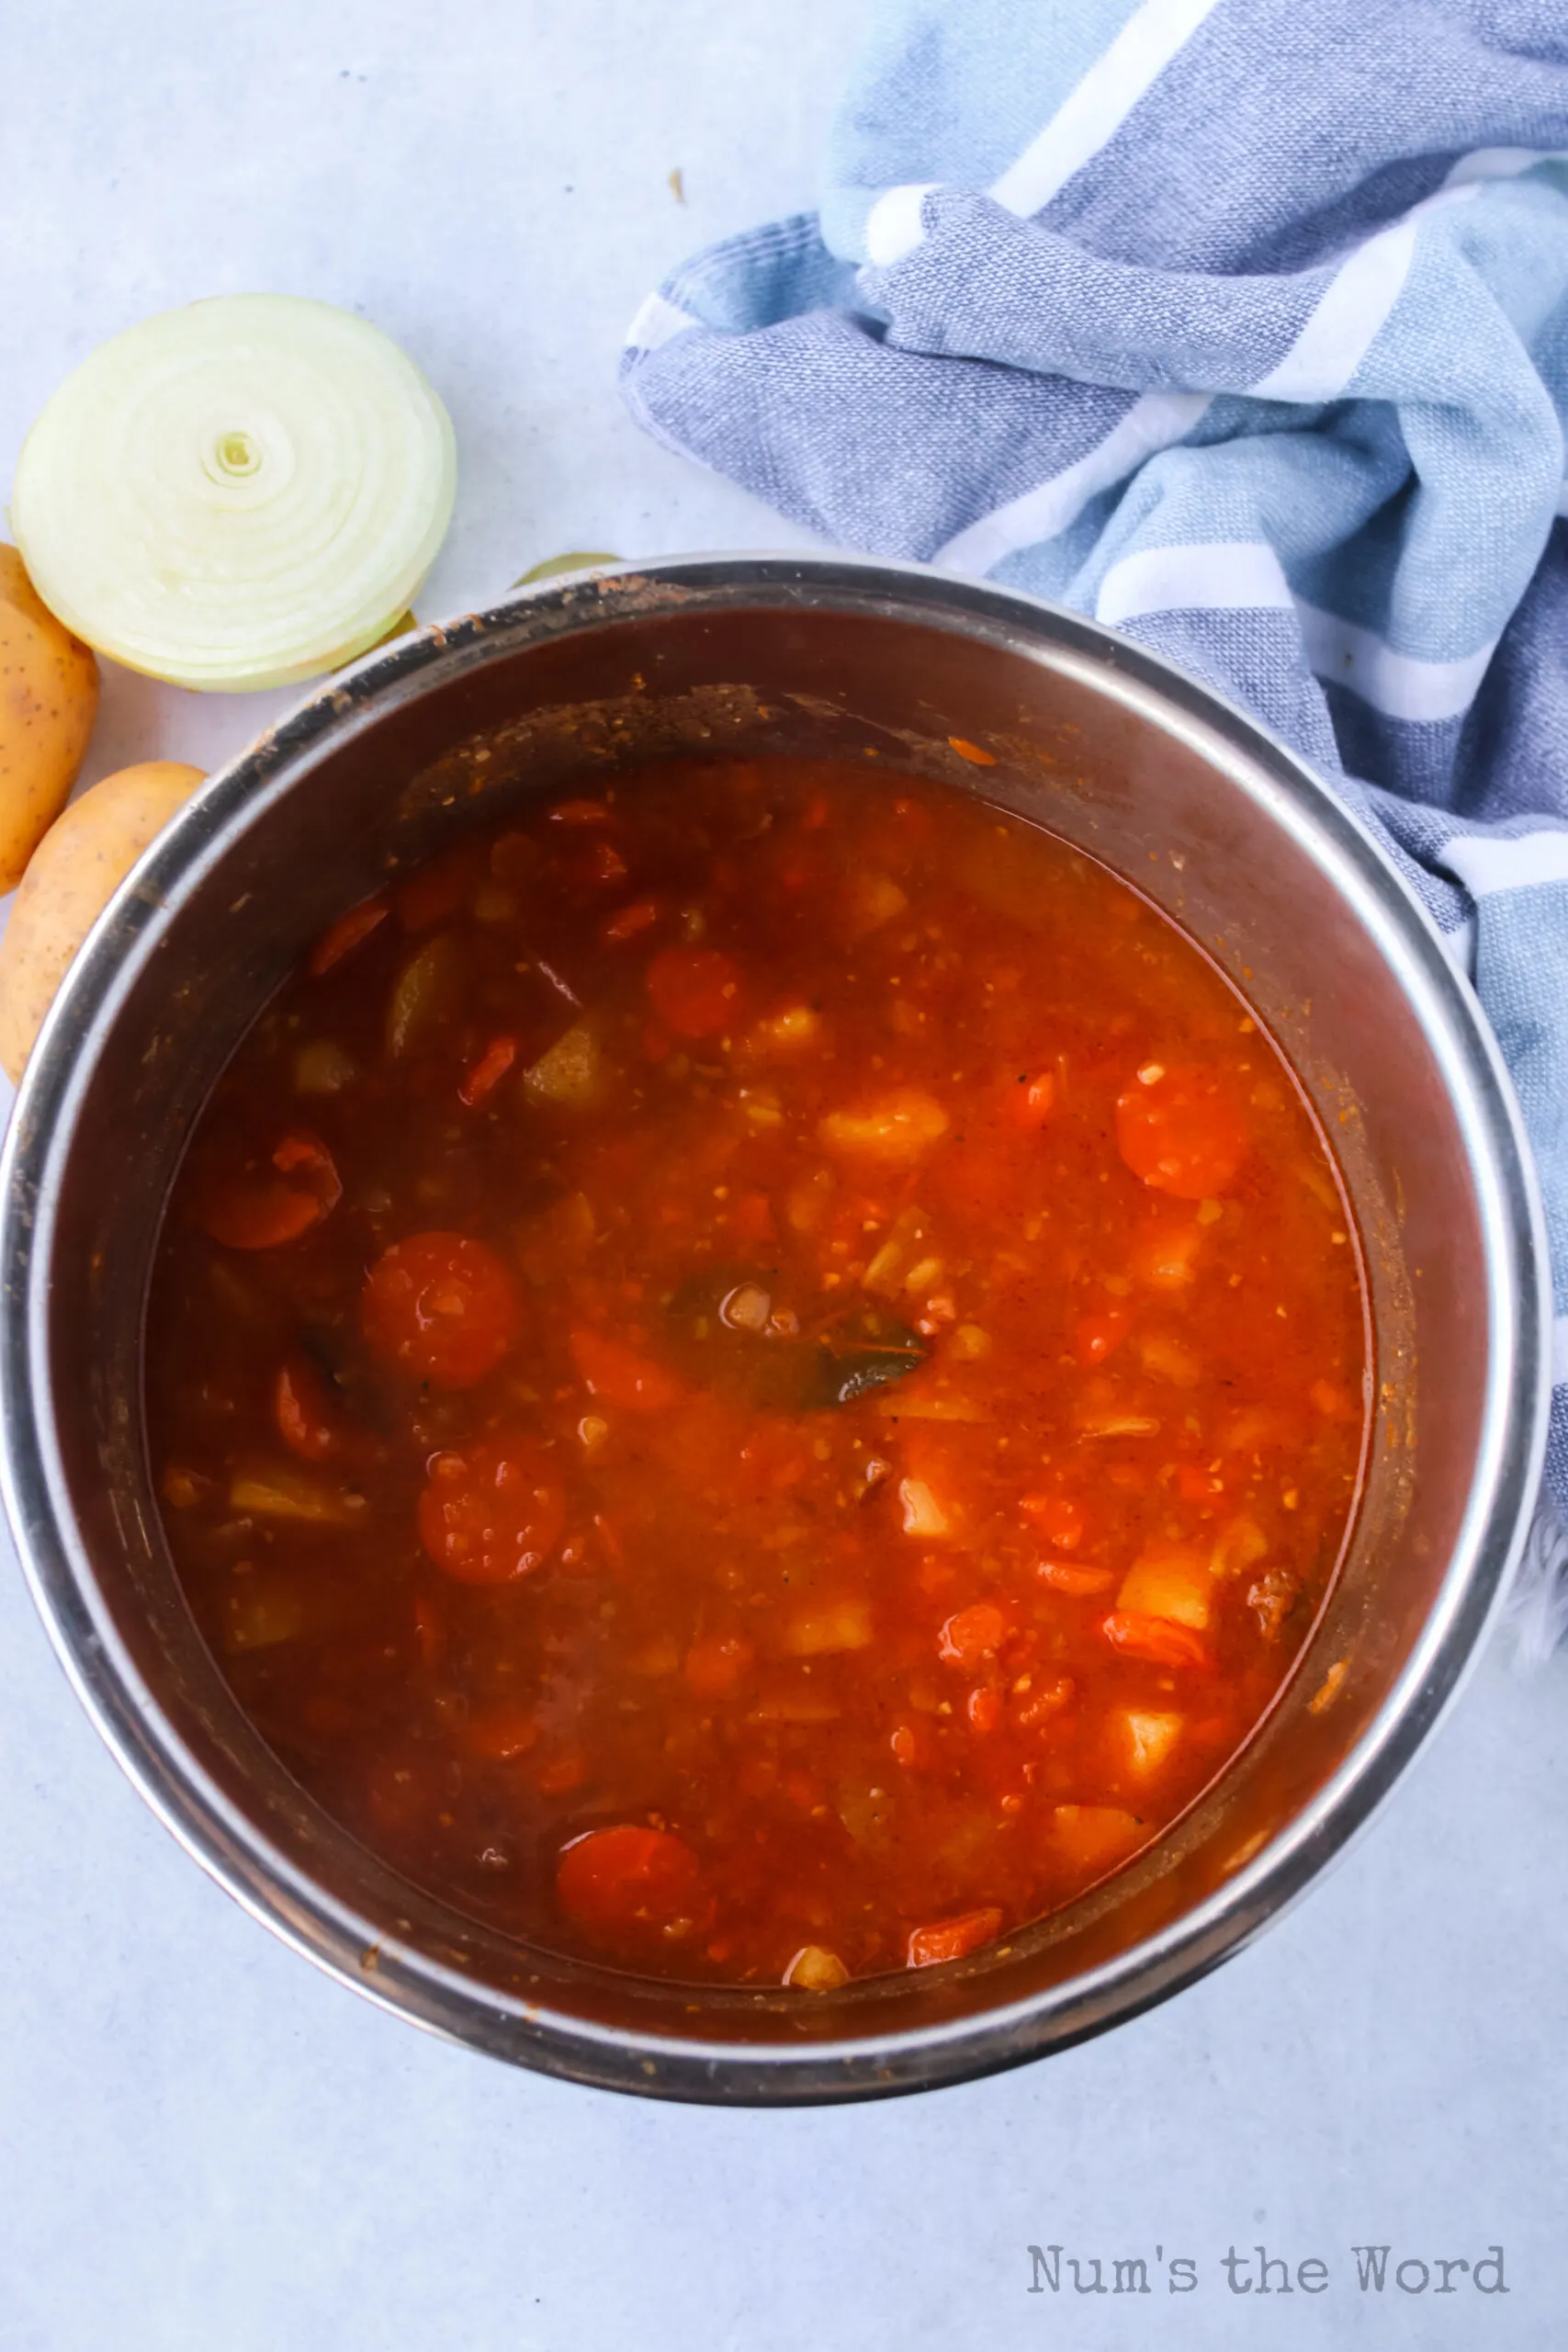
[147,757,1368,1988]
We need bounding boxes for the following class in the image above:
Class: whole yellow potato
[0,543,100,891]
[0,759,204,1081]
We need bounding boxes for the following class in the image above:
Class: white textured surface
[4,6,1568,2346]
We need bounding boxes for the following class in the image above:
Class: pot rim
[0,552,1551,2101]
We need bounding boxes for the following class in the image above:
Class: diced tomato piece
[1009,1071,1056,1129]
[1035,1558,1115,1597]
[967,1685,1002,1734]
[556,1825,702,1936]
[1018,1675,1077,1728]
[646,945,745,1038]
[1115,1064,1247,1199]
[569,1326,682,1412]
[274,1355,337,1460]
[939,1601,1010,1669]
[536,1751,587,1794]
[1102,1611,1210,1669]
[601,897,660,944]
[1178,1462,1225,1502]
[362,1231,520,1387]
[684,1634,755,1699]
[467,1704,541,1760]
[907,1905,1003,1968]
[1076,1304,1132,1365]
[889,1722,931,1769]
[1021,1493,1087,1549]
[197,1131,342,1250]
[418,1434,566,1583]
[458,1034,518,1106]
[309,894,389,978]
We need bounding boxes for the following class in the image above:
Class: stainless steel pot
[0,556,1549,2101]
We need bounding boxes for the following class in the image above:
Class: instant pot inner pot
[29,581,1508,2086]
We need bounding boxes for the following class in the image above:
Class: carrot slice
[309,894,388,978]
[1115,1064,1247,1199]
[418,1433,565,1582]
[197,1131,342,1250]
[907,1905,1003,1967]
[569,1326,682,1413]
[556,1824,702,1935]
[274,1356,337,1460]
[601,896,660,944]
[362,1231,520,1388]
[1009,1071,1056,1129]
[1021,1493,1087,1549]
[1102,1611,1210,1668]
[1035,1558,1115,1597]
[458,1034,518,1106]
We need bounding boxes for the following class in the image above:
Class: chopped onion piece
[13,295,456,691]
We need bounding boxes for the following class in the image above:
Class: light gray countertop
[3,6,1565,2346]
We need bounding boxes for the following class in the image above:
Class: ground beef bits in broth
[146,756,1369,1987]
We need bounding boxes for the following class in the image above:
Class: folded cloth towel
[623,0,1568,1651]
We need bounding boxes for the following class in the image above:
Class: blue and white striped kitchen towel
[623,0,1568,1651]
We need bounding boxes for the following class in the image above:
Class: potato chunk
[1211,1513,1269,1579]
[1117,1541,1213,1630]
[781,1599,874,1656]
[524,1021,604,1106]
[784,1945,850,1991]
[1115,1709,1184,1776]
[819,1088,949,1165]
[842,869,908,939]
[898,1476,950,1537]
[748,1003,821,1055]
[230,1467,367,1525]
[1051,1804,1145,1872]
[223,1578,306,1654]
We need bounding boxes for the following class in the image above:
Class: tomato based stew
[147,757,1368,1989]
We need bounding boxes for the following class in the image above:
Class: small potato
[0,758,204,1080]
[0,545,100,891]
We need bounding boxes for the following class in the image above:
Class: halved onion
[11,295,456,692]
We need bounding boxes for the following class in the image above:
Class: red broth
[146,757,1368,1988]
